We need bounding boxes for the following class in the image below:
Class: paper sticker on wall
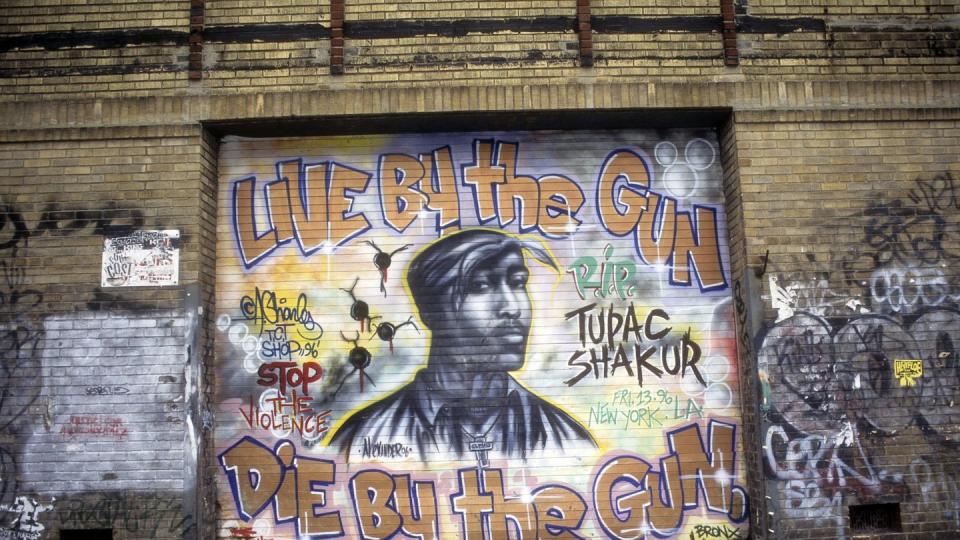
[894,359,922,387]
[101,230,180,287]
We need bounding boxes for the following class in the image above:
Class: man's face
[432,250,532,372]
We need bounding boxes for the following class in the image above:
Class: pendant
[468,434,493,469]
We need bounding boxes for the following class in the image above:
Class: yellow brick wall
[345,0,575,20]
[593,0,720,16]
[0,129,205,311]
[1,0,188,33]
[733,114,960,538]
[0,0,956,99]
[206,0,329,25]
[746,0,958,17]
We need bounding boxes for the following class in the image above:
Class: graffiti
[837,315,923,433]
[912,309,960,434]
[220,420,746,539]
[0,258,42,314]
[893,359,922,387]
[689,523,744,539]
[0,207,27,252]
[451,469,583,538]
[0,246,44,508]
[760,169,960,536]
[567,244,637,300]
[763,420,914,538]
[765,424,904,497]
[239,290,323,364]
[0,497,54,538]
[84,385,130,396]
[336,331,375,394]
[869,264,959,315]
[56,492,194,539]
[366,240,412,295]
[360,438,414,459]
[592,421,748,538]
[219,438,344,537]
[0,202,144,254]
[0,254,44,434]
[217,313,268,372]
[759,168,960,538]
[225,286,332,441]
[462,139,585,237]
[328,230,596,463]
[101,229,180,287]
[829,170,960,301]
[862,198,948,266]
[908,171,960,213]
[256,361,323,395]
[763,170,960,320]
[588,388,704,429]
[58,416,128,440]
[768,271,864,319]
[230,140,727,291]
[216,132,744,539]
[595,147,726,291]
[370,316,418,352]
[229,526,272,540]
[769,275,798,322]
[756,314,859,434]
[238,392,331,440]
[564,303,705,388]
[239,287,321,341]
[653,138,715,200]
[759,308,960,437]
[682,354,734,410]
[341,277,376,333]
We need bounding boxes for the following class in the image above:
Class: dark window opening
[849,503,902,533]
[61,529,113,540]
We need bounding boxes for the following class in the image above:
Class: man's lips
[494,327,528,343]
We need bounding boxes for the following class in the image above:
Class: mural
[214,131,747,539]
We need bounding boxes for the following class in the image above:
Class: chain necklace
[460,408,504,469]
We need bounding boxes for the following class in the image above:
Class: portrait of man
[328,228,596,463]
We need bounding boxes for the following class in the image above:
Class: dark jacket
[328,370,596,463]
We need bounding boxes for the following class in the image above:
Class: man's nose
[497,283,523,319]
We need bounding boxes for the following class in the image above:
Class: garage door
[214,129,748,539]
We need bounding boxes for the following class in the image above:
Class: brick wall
[1,1,189,33]
[0,0,958,538]
[1,0,957,98]
[0,127,211,538]
[736,114,960,539]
